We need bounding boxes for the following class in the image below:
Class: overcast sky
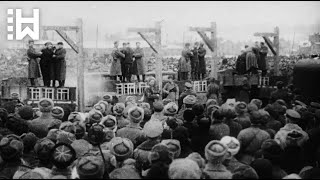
[0,1,319,46]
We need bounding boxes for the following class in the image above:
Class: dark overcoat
[27,47,41,78]
[198,47,207,72]
[51,48,66,80]
[40,48,54,81]
[132,47,145,75]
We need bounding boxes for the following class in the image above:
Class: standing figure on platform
[52,42,67,87]
[163,75,179,104]
[120,43,127,82]
[27,40,42,86]
[245,46,258,74]
[124,42,134,82]
[110,41,125,81]
[178,43,193,81]
[259,42,269,76]
[132,42,146,82]
[191,42,200,81]
[198,42,207,80]
[40,42,54,87]
[143,77,160,110]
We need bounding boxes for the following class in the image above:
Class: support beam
[197,31,214,52]
[262,36,276,55]
[189,27,212,32]
[137,32,158,54]
[42,26,79,31]
[76,19,85,112]
[254,32,277,37]
[55,30,79,53]
[128,28,158,33]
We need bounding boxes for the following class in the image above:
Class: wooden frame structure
[254,27,280,75]
[128,21,163,99]
[41,18,85,112]
[189,22,218,78]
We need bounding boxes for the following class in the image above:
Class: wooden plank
[189,27,212,32]
[262,36,277,55]
[197,31,214,52]
[76,18,85,112]
[254,32,277,37]
[137,32,158,54]
[128,27,158,33]
[55,30,79,53]
[42,26,79,31]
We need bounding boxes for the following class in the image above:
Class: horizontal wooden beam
[254,32,277,37]
[55,30,79,53]
[189,27,212,32]
[128,27,159,33]
[42,26,79,31]
[137,32,158,54]
[262,36,276,56]
[197,31,214,52]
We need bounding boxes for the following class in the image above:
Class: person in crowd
[132,42,146,82]
[178,82,197,110]
[198,42,207,80]
[207,77,221,104]
[51,42,67,87]
[163,75,179,104]
[27,39,42,86]
[142,77,160,109]
[110,41,125,81]
[178,43,193,81]
[270,81,290,105]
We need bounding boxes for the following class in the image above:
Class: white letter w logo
[15,9,40,40]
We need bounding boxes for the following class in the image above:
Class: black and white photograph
[0,1,320,179]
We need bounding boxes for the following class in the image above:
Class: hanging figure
[124,42,134,82]
[120,43,127,82]
[110,41,125,81]
[27,40,42,86]
[132,42,146,82]
[191,42,200,81]
[40,42,54,87]
[52,42,67,87]
[198,42,207,80]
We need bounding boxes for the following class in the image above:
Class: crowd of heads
[0,85,320,179]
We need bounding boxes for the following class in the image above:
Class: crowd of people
[1,72,320,179]
[27,40,67,87]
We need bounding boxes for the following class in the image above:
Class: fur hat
[51,106,64,120]
[50,143,76,169]
[109,137,134,161]
[76,155,105,179]
[38,98,54,112]
[207,105,220,118]
[21,132,38,152]
[286,109,301,122]
[163,98,173,106]
[46,129,61,143]
[71,139,92,158]
[206,99,218,108]
[73,121,86,139]
[88,109,103,124]
[283,174,301,179]
[251,111,263,125]
[56,131,76,145]
[260,139,283,162]
[192,103,205,116]
[139,102,151,110]
[143,119,164,138]
[125,96,136,104]
[153,101,164,112]
[163,102,178,116]
[205,140,228,162]
[102,93,113,103]
[247,103,258,113]
[17,167,51,179]
[5,114,29,136]
[232,165,259,179]
[113,103,125,116]
[235,102,248,114]
[100,115,117,133]
[220,136,240,156]
[250,99,262,109]
[34,138,55,161]
[59,121,76,134]
[17,106,34,120]
[68,112,83,123]
[187,152,206,169]
[168,158,202,179]
[0,134,24,161]
[183,95,197,105]
[128,106,144,124]
[148,144,173,164]
[109,167,141,179]
[161,139,181,159]
[259,109,270,124]
[48,119,62,130]
[93,103,106,115]
[185,82,193,88]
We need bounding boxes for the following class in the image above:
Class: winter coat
[259,45,268,71]
[27,46,41,78]
[245,48,258,71]
[143,87,160,109]
[274,123,309,149]
[115,115,130,130]
[40,48,54,81]
[134,139,160,171]
[51,48,66,80]
[124,47,134,64]
[203,163,233,179]
[178,48,192,72]
[207,83,221,102]
[116,125,146,148]
[236,53,247,74]
[235,113,251,129]
[224,157,257,175]
[132,47,145,75]
[163,82,179,102]
[198,46,207,72]
[110,47,125,76]
[225,119,242,138]
[28,114,56,138]
[237,126,270,156]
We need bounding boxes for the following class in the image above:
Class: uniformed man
[27,40,42,86]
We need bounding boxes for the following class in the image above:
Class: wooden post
[211,22,218,79]
[76,18,85,112]
[274,27,280,76]
[155,21,163,100]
